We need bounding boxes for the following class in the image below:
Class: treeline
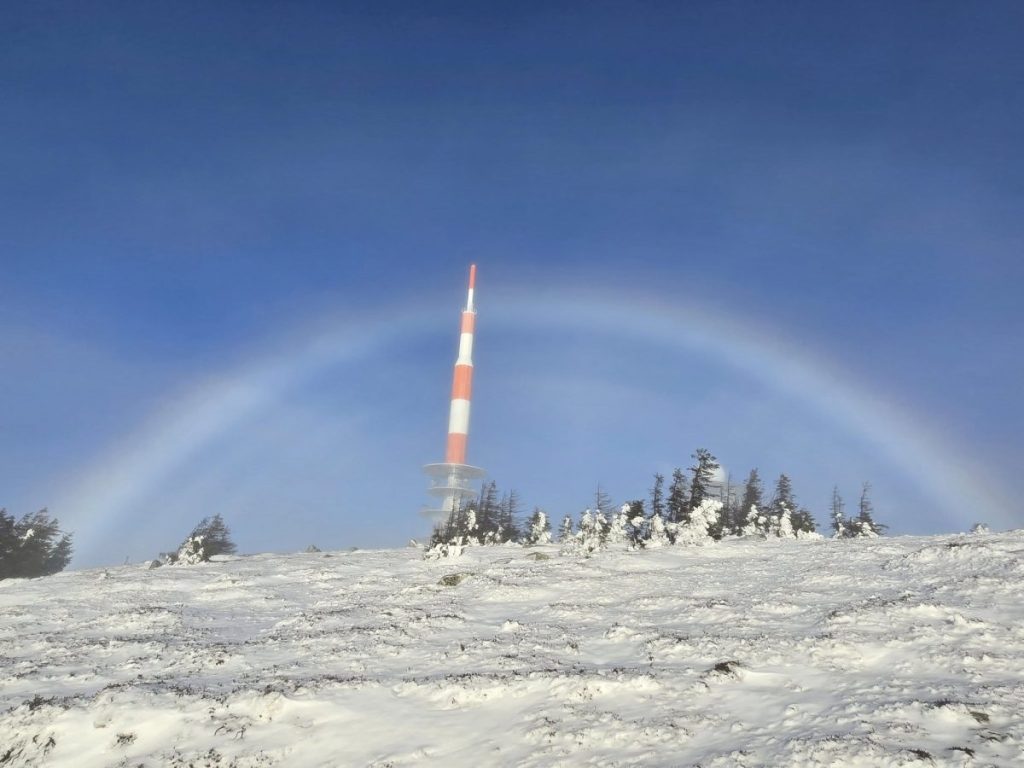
[428,448,886,556]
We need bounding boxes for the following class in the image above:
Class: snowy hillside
[2,532,1023,767]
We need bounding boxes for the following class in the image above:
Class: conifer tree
[0,508,73,580]
[667,468,690,525]
[174,513,237,563]
[791,507,817,535]
[855,482,886,536]
[593,485,615,518]
[688,449,719,513]
[500,489,522,543]
[477,481,500,541]
[770,474,796,517]
[740,469,763,525]
[649,473,665,521]
[830,486,847,538]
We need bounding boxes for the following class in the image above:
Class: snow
[2,531,1023,766]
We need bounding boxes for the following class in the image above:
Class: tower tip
[468,263,477,290]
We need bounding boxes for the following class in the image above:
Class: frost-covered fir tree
[768,504,796,538]
[564,509,605,556]
[647,512,670,548]
[740,503,768,537]
[607,504,631,546]
[625,500,647,549]
[769,474,796,528]
[524,507,552,546]
[738,469,765,534]
[558,514,574,542]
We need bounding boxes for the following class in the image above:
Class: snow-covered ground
[2,532,1023,767]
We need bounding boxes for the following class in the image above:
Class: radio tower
[423,264,486,522]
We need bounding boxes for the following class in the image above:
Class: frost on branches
[524,508,552,546]
[673,499,723,546]
[647,514,670,548]
[562,510,607,557]
[175,535,208,565]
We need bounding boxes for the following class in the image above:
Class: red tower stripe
[451,364,473,401]
[460,312,476,334]
[445,432,468,464]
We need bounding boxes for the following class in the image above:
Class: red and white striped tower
[423,265,486,521]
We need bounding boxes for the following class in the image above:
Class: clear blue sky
[2,2,1022,566]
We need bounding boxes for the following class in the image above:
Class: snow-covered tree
[524,507,552,546]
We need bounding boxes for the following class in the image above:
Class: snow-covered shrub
[769,505,796,538]
[971,523,990,535]
[429,504,481,554]
[648,515,670,548]
[850,518,880,538]
[674,499,723,546]
[175,535,208,565]
[425,537,466,559]
[606,505,630,546]
[740,503,768,537]
[558,515,574,542]
[562,509,606,556]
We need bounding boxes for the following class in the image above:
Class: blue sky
[2,2,1022,566]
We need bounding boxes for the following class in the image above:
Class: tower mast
[423,265,486,521]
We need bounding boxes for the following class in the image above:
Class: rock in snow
[1,532,1023,766]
